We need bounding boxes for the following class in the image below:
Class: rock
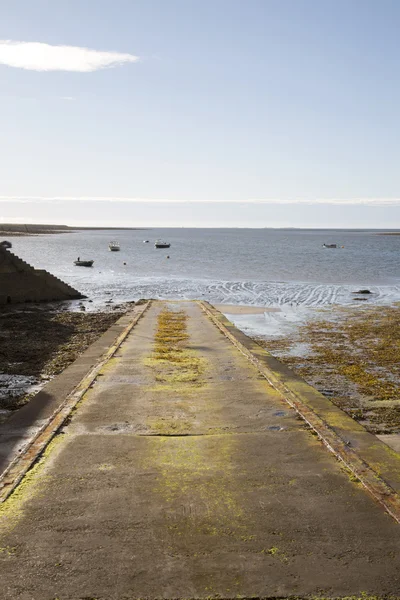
[352,289,371,294]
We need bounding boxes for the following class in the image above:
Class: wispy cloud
[247,198,400,206]
[1,197,400,206]
[0,41,139,72]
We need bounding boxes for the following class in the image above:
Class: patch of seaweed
[255,305,400,434]
[145,308,206,386]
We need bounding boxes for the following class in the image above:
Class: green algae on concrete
[144,309,206,379]
[1,301,400,598]
[0,434,66,535]
[141,434,252,542]
[143,306,208,433]
[141,306,256,544]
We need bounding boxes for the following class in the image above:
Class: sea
[10,228,400,336]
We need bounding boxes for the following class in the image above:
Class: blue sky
[1,0,400,227]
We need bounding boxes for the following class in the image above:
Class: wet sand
[253,303,400,439]
[0,304,126,422]
[214,303,281,314]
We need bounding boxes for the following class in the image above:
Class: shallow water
[9,228,400,309]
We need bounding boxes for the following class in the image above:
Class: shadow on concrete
[0,306,125,476]
[0,390,55,474]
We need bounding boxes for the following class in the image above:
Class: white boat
[109,241,120,251]
[155,240,171,248]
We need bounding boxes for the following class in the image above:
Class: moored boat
[155,240,171,248]
[322,243,337,248]
[74,259,94,267]
[109,241,120,251]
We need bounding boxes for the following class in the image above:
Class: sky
[1,0,400,228]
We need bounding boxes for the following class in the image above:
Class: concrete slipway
[0,300,400,600]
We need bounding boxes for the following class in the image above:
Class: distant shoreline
[0,224,149,237]
[1,224,399,237]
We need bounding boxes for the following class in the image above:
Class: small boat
[143,240,149,243]
[0,240,12,249]
[322,243,337,249]
[109,241,120,251]
[74,259,94,267]
[155,240,171,248]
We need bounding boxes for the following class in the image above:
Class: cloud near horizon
[0,41,139,72]
[1,196,400,206]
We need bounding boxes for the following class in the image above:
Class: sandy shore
[214,304,281,315]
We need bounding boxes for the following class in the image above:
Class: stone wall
[0,246,84,304]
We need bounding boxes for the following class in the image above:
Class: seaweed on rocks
[0,304,126,419]
[254,304,400,434]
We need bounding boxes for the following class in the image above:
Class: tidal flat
[0,304,126,423]
[254,303,400,436]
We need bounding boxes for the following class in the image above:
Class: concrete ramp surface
[0,301,399,599]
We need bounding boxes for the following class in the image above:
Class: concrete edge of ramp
[0,300,151,504]
[199,300,400,524]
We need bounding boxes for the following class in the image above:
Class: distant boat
[109,241,120,251]
[322,243,337,249]
[155,240,171,248]
[74,259,94,267]
[143,240,149,243]
[0,240,12,249]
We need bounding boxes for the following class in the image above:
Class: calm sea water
[9,228,400,308]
